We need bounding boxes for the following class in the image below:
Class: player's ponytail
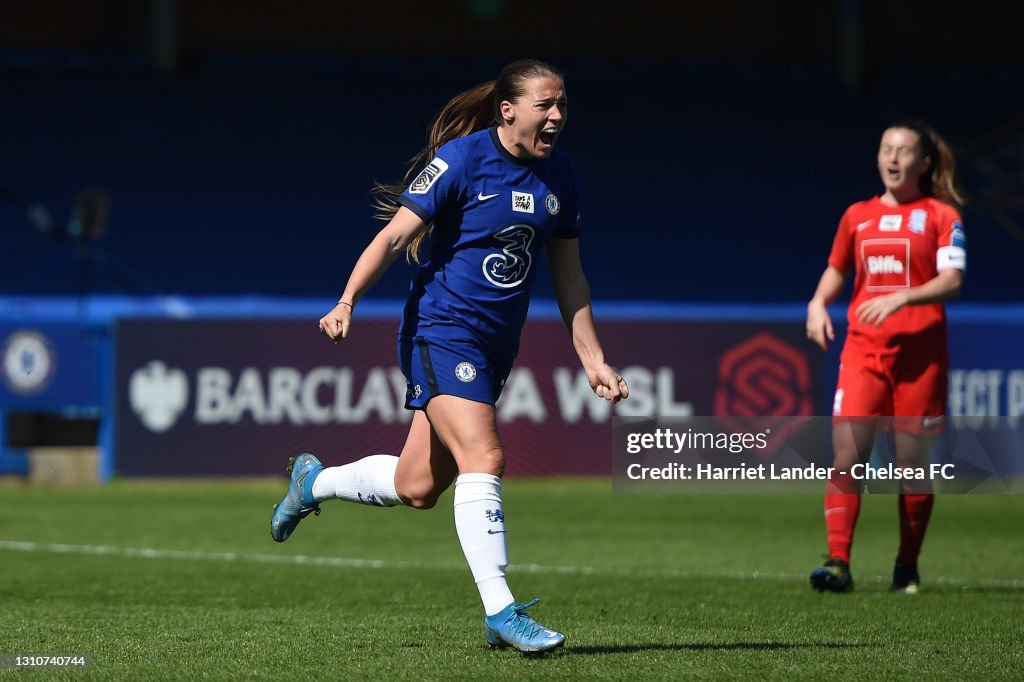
[373,59,564,263]
[372,82,497,263]
[926,129,964,208]
[890,119,965,208]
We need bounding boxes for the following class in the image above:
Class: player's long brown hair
[372,59,564,262]
[889,119,965,208]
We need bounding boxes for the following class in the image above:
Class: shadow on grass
[569,641,876,655]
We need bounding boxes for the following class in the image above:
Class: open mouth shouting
[538,125,560,150]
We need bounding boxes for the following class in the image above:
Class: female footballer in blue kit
[270,59,629,653]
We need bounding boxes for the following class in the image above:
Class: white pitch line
[1,540,1022,590]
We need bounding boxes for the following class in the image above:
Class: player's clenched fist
[319,301,352,344]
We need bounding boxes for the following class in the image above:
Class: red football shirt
[827,196,966,352]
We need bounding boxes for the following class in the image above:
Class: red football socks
[824,493,861,564]
[896,493,934,566]
[824,472,862,564]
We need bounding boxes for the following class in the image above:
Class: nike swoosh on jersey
[477,192,500,201]
[856,219,874,232]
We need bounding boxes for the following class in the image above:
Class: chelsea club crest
[544,194,560,215]
[455,362,477,383]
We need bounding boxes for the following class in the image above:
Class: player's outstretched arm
[546,238,629,403]
[319,207,428,344]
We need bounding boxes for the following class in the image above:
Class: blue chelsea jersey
[396,126,582,359]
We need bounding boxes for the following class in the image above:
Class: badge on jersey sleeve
[937,220,967,271]
[409,157,449,194]
[861,238,910,290]
[951,221,966,247]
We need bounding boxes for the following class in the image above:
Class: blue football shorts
[398,335,513,409]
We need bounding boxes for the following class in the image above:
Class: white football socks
[453,473,515,616]
[311,454,402,507]
[310,461,515,615]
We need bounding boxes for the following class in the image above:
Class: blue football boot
[484,599,565,653]
[810,557,854,593]
[270,453,324,542]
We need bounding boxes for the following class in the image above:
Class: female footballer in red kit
[806,120,966,593]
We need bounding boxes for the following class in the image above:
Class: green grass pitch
[1,478,1022,680]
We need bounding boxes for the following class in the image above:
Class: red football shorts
[832,345,948,435]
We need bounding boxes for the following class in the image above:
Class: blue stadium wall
[3,57,1024,303]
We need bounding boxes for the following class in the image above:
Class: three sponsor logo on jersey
[481,191,561,288]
